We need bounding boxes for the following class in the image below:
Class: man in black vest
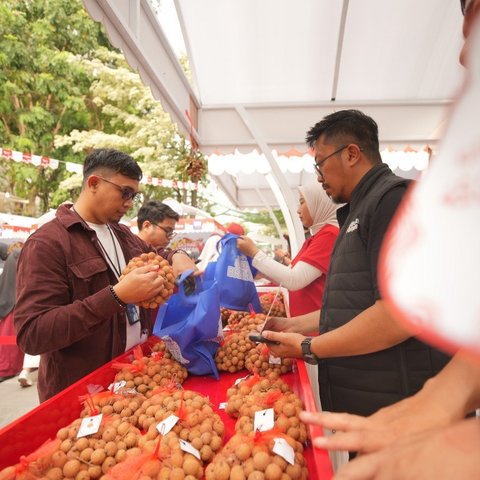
[262,109,449,418]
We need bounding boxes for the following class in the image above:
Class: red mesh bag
[112,346,188,397]
[0,438,61,480]
[205,430,308,480]
[234,388,309,443]
[245,343,294,375]
[215,330,256,373]
[225,372,292,418]
[138,390,225,463]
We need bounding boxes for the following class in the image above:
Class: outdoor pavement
[0,370,40,429]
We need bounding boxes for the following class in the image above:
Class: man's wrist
[301,336,320,364]
[109,285,126,308]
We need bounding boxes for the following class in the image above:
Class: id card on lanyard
[126,303,140,325]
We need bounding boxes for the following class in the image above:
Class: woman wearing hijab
[237,184,339,317]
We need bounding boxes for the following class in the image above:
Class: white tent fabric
[81,0,464,252]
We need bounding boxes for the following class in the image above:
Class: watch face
[303,354,318,365]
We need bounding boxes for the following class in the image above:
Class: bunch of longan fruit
[113,353,188,397]
[245,343,294,376]
[229,313,266,333]
[260,292,287,317]
[79,392,146,429]
[234,390,308,443]
[47,416,141,480]
[205,433,309,480]
[225,373,292,418]
[215,332,256,373]
[138,390,225,463]
[110,430,204,480]
[226,310,250,328]
[120,253,175,309]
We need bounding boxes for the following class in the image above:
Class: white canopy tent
[82,0,464,253]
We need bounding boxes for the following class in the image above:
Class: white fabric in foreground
[379,14,480,358]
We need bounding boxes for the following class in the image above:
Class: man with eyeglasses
[14,148,197,402]
[262,110,449,435]
[137,200,179,249]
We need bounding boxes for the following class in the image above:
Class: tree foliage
[0,0,110,214]
[1,0,208,215]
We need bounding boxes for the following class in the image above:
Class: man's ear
[87,175,99,190]
[345,144,363,167]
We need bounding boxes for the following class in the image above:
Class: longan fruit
[264,463,283,480]
[253,451,270,471]
[170,467,186,480]
[63,459,81,478]
[46,467,63,480]
[51,450,68,468]
[230,465,247,480]
[87,466,102,480]
[182,456,199,477]
[90,449,106,466]
[101,457,116,474]
[75,471,90,480]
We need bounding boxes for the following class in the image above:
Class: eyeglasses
[313,145,364,178]
[151,223,176,239]
[97,176,140,202]
[313,145,348,177]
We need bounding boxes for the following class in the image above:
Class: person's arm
[263,299,411,359]
[299,353,480,454]
[14,236,164,355]
[252,250,321,290]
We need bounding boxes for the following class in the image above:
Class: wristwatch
[301,337,319,365]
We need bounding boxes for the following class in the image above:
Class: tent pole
[235,106,304,256]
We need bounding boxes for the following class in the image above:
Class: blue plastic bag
[153,270,222,378]
[214,233,262,312]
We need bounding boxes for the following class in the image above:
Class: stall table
[0,341,333,478]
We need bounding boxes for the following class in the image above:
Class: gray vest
[319,164,450,416]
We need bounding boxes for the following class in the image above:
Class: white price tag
[107,380,127,393]
[77,414,103,438]
[269,354,281,365]
[218,402,227,410]
[156,414,179,435]
[234,374,250,386]
[179,439,201,460]
[254,408,275,432]
[273,437,295,465]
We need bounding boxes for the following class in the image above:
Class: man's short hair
[460,0,466,15]
[137,200,180,231]
[83,149,142,184]
[306,109,383,164]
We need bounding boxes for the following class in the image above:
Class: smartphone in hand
[249,333,280,345]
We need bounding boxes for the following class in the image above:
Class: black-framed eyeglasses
[97,176,140,202]
[151,223,176,239]
[313,145,348,177]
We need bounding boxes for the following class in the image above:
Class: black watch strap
[301,337,319,365]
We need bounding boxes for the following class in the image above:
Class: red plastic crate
[0,341,333,478]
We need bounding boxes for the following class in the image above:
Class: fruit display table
[0,341,333,478]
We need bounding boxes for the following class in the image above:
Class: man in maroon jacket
[14,149,195,401]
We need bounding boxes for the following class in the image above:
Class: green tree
[0,0,110,214]
[55,48,208,209]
